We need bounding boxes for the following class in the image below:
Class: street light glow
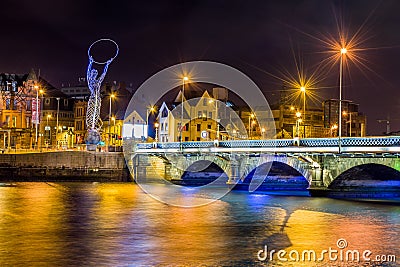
[341,47,347,54]
[296,111,302,118]
[300,86,306,92]
[183,76,189,81]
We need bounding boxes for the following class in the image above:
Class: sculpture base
[86,144,98,151]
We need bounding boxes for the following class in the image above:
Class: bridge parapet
[135,136,400,151]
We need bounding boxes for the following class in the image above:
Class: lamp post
[111,116,116,145]
[300,86,306,138]
[248,113,255,139]
[339,47,347,151]
[154,122,159,142]
[181,76,188,142]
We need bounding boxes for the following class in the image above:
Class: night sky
[1,0,400,135]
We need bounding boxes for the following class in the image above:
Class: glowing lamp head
[47,114,51,119]
[340,48,347,54]
[154,122,159,128]
[297,119,303,123]
[110,93,115,98]
[183,76,189,81]
[290,106,295,111]
[300,86,306,92]
[296,111,302,118]
[39,89,44,94]
[261,128,266,133]
[250,113,255,118]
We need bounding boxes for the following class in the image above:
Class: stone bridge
[129,137,400,194]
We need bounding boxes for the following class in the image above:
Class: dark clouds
[1,0,400,134]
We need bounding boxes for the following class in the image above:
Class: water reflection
[0,183,398,266]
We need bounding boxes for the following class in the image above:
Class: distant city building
[73,100,87,145]
[40,79,74,148]
[0,70,41,149]
[324,99,366,137]
[271,104,325,138]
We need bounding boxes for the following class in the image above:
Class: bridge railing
[135,136,400,150]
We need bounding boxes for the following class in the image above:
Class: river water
[0,182,398,266]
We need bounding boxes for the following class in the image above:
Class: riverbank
[0,151,131,182]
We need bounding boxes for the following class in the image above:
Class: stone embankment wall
[0,151,131,182]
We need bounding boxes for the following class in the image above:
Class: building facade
[324,99,366,137]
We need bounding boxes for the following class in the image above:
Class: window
[209,112,212,118]
[162,108,168,118]
[196,124,201,131]
[185,137,189,141]
[45,98,50,105]
[64,99,68,106]
[12,116,17,128]
[26,116,30,128]
[198,111,202,118]
[165,123,168,130]
[26,100,32,111]
[5,116,10,127]
[6,99,10,110]
[196,137,200,141]
[203,98,208,106]
[207,124,211,129]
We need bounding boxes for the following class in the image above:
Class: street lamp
[154,122,159,142]
[111,116,116,145]
[300,86,306,138]
[338,47,347,149]
[180,76,188,142]
[248,113,255,139]
[145,105,156,140]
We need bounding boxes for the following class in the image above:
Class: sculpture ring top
[88,39,119,64]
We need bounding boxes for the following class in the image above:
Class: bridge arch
[240,161,309,191]
[241,154,316,184]
[323,157,400,187]
[328,163,400,193]
[165,154,231,181]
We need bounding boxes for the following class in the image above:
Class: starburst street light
[180,76,189,143]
